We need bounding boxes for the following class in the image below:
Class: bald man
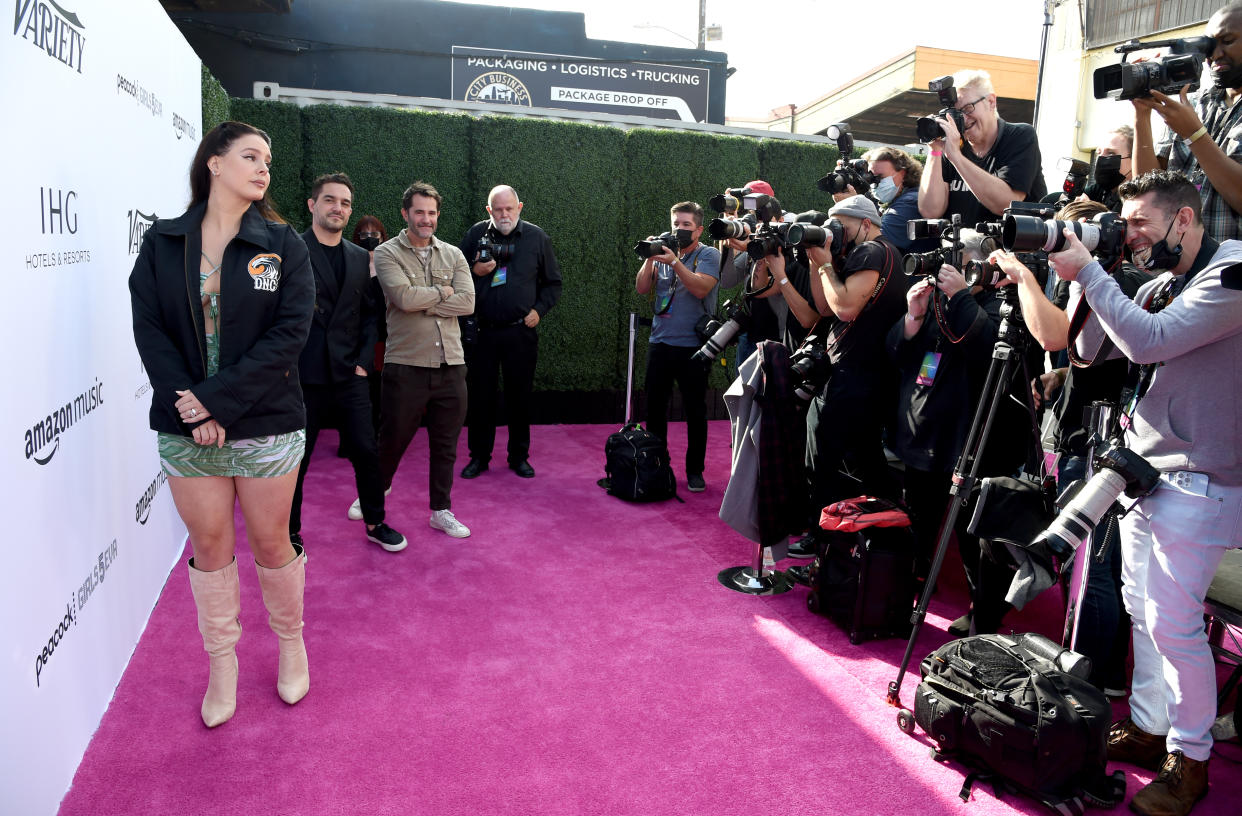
[458,185,562,479]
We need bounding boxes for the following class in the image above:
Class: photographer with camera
[1043,170,1242,816]
[1131,3,1242,242]
[792,195,906,555]
[919,70,1048,226]
[1084,126,1134,213]
[888,229,1038,635]
[458,185,562,479]
[635,202,721,493]
[830,147,938,254]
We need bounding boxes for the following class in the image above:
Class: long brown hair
[188,121,284,223]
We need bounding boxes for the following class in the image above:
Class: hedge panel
[201,64,230,134]
[228,98,305,228]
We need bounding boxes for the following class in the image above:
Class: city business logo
[465,72,532,106]
[135,470,166,525]
[128,208,156,255]
[24,377,104,465]
[13,0,85,73]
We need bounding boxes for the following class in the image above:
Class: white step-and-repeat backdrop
[1,2,201,813]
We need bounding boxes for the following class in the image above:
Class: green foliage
[229,98,305,229]
[200,64,229,134]
[225,98,841,394]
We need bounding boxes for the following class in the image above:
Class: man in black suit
[291,173,406,552]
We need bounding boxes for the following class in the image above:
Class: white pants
[1120,479,1242,761]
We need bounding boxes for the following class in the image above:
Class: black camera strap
[1117,271,1193,432]
[825,238,901,355]
[1065,256,1126,368]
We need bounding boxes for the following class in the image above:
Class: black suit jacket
[298,229,380,385]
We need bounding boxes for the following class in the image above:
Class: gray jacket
[1070,239,1242,485]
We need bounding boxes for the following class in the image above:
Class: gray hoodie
[1070,239,1242,486]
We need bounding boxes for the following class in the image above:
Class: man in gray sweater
[1050,171,1242,816]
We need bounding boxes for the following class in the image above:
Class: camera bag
[600,422,678,503]
[806,498,916,643]
[913,634,1125,814]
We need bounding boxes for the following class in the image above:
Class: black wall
[170,0,728,124]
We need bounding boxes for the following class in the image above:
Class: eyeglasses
[358,231,382,238]
[957,95,989,116]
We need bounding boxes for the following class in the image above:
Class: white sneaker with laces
[429,509,470,538]
[348,487,392,521]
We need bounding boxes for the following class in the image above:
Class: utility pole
[698,0,706,49]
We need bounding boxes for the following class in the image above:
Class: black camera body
[477,238,515,264]
[904,217,964,280]
[916,75,968,144]
[746,222,791,260]
[790,336,833,402]
[818,158,878,195]
[709,187,751,214]
[745,193,784,224]
[633,231,684,260]
[963,251,1047,289]
[1093,36,1213,101]
[1001,209,1127,262]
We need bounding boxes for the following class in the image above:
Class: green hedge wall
[201,65,230,134]
[222,99,847,393]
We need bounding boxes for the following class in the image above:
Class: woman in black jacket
[129,121,314,727]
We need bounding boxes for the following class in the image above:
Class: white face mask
[871,175,899,205]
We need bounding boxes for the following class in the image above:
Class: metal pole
[698,0,706,49]
[1032,0,1054,129]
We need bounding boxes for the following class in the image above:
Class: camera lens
[786,223,827,247]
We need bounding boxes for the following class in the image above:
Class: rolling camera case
[913,634,1123,812]
[598,314,678,503]
[806,526,917,644]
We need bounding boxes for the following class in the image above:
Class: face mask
[675,228,695,249]
[871,175,899,205]
[1134,214,1184,271]
[357,236,380,251]
[1214,61,1242,90]
[1092,155,1125,191]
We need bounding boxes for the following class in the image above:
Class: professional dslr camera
[903,216,965,279]
[476,239,515,264]
[693,297,751,363]
[632,231,688,259]
[817,123,880,198]
[709,187,750,214]
[1001,208,1127,262]
[789,335,833,402]
[916,76,968,144]
[707,212,758,241]
[1093,36,1213,100]
[785,211,840,249]
[1031,444,1160,559]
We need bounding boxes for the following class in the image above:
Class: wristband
[778,277,789,286]
[1188,125,1209,144]
[930,150,943,157]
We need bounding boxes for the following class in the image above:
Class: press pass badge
[491,266,507,287]
[916,351,942,386]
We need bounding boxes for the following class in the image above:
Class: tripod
[886,284,1048,727]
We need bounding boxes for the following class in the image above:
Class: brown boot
[1109,717,1168,771]
[1130,751,1209,816]
[186,557,242,728]
[255,544,309,704]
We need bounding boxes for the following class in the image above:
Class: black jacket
[459,219,562,324]
[129,201,314,438]
[298,229,380,384]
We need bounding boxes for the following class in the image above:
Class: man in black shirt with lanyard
[459,185,562,479]
[919,69,1048,226]
[792,196,907,557]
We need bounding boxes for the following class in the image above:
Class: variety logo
[34,538,117,688]
[135,470,166,525]
[128,207,156,255]
[40,186,76,234]
[13,0,85,73]
[116,73,162,118]
[24,376,104,465]
[248,253,282,292]
[172,111,196,141]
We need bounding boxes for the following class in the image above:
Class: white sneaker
[429,509,470,538]
[348,486,392,521]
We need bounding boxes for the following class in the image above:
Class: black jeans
[804,375,897,522]
[291,377,385,532]
[466,322,538,465]
[378,363,467,512]
[644,342,709,476]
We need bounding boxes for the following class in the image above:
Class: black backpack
[599,422,678,502]
[914,633,1125,814]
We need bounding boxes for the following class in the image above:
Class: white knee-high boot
[255,544,309,704]
[186,557,242,727]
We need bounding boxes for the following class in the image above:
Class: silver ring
[190,408,198,417]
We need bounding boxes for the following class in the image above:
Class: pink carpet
[58,422,1241,815]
